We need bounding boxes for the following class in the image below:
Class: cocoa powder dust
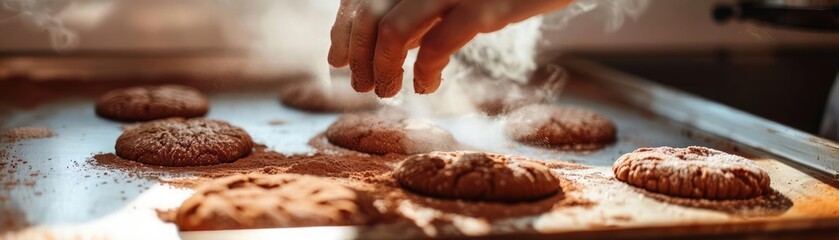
[89,145,402,189]
[88,138,598,237]
[1,127,55,141]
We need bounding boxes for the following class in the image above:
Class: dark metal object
[713,0,839,31]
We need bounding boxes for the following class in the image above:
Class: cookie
[115,118,253,166]
[279,75,379,113]
[469,80,549,116]
[504,104,616,150]
[612,146,771,200]
[476,97,542,117]
[467,64,566,116]
[175,174,376,231]
[325,109,458,155]
[396,151,561,202]
[95,84,209,121]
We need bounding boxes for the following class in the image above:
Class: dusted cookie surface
[96,85,209,121]
[115,118,253,166]
[396,151,561,202]
[612,146,771,200]
[279,77,379,113]
[325,109,457,155]
[505,104,616,150]
[176,174,376,231]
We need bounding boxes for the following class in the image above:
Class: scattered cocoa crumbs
[0,150,40,233]
[1,127,55,141]
[267,119,287,126]
[1,180,16,191]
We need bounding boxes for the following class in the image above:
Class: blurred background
[1,0,838,134]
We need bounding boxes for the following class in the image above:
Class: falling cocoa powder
[1,127,55,141]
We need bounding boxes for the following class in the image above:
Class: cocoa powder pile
[89,145,402,189]
[1,127,55,141]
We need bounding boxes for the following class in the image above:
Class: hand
[328,0,573,98]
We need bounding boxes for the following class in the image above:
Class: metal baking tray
[1,54,838,239]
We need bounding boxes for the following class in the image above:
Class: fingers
[373,0,454,98]
[328,0,355,67]
[413,0,573,94]
[414,2,506,94]
[338,0,573,96]
[347,1,380,93]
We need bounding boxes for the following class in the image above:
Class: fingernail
[413,78,426,94]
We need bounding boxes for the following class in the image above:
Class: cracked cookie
[612,146,771,200]
[115,118,253,166]
[325,108,458,154]
[395,151,561,202]
[176,174,377,231]
[279,75,379,113]
[96,84,209,121]
[504,104,616,150]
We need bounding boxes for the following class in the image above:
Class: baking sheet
[1,56,838,239]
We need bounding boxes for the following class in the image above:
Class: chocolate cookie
[504,104,616,150]
[469,80,550,117]
[115,118,253,166]
[468,64,566,116]
[612,146,771,200]
[176,174,376,231]
[279,75,379,113]
[96,85,209,121]
[396,151,561,202]
[325,109,458,155]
